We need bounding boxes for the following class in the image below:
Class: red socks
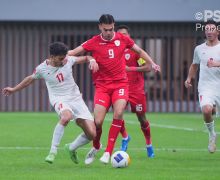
[105,119,123,155]
[93,127,102,149]
[141,120,152,145]
[120,119,128,138]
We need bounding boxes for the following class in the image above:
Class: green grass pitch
[0,112,220,179]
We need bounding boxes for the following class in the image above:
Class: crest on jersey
[114,40,120,46]
[125,53,130,60]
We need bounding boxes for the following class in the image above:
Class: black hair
[116,25,130,34]
[99,14,115,24]
[204,19,219,27]
[49,42,68,56]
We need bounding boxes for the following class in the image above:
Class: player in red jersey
[68,14,160,164]
[117,25,155,158]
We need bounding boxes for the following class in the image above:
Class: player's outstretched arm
[207,59,220,68]
[126,61,151,72]
[68,46,85,56]
[184,64,198,88]
[74,55,99,73]
[2,75,35,96]
[131,44,161,72]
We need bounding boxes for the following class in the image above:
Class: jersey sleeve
[81,37,95,52]
[67,56,76,66]
[123,35,135,49]
[192,47,200,64]
[32,65,42,79]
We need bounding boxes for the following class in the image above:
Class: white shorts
[54,96,94,121]
[198,91,220,117]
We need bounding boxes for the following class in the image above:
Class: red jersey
[82,32,134,81]
[123,49,145,92]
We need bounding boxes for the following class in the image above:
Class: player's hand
[152,64,161,72]
[89,59,99,73]
[184,80,192,88]
[126,66,137,72]
[2,87,15,96]
[125,66,130,71]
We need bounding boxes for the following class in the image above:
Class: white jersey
[32,56,81,106]
[193,42,220,93]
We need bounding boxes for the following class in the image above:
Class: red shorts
[94,80,129,110]
[128,92,147,114]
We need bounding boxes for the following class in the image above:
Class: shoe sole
[45,159,53,164]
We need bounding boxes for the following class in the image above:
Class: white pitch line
[0,119,218,151]
[0,146,218,152]
[105,118,220,134]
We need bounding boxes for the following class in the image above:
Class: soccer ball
[111,151,130,168]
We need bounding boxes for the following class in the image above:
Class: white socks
[49,124,90,153]
[205,121,216,138]
[122,136,129,140]
[50,123,65,154]
[69,133,90,151]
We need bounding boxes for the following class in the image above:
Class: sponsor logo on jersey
[125,53,130,60]
[99,99,105,103]
[114,40,120,46]
[99,42,107,45]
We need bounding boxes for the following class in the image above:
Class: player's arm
[184,64,198,88]
[74,55,99,73]
[126,58,151,72]
[207,59,220,67]
[2,75,35,96]
[131,44,160,72]
[68,45,86,56]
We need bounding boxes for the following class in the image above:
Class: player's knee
[94,119,103,128]
[60,115,72,126]
[113,109,124,119]
[202,106,213,115]
[88,130,96,140]
[137,113,146,123]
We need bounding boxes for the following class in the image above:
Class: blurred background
[0,0,219,112]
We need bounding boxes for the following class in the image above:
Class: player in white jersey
[2,42,99,164]
[185,20,220,153]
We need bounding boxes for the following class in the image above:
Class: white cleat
[208,134,217,153]
[85,144,102,165]
[100,152,110,164]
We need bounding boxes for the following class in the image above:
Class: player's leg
[65,118,96,164]
[45,103,73,164]
[100,83,128,164]
[100,99,127,163]
[199,93,217,153]
[136,113,154,158]
[120,118,130,151]
[130,92,154,157]
[85,89,110,164]
[64,97,96,163]
[202,104,217,153]
[93,104,108,149]
[119,100,130,152]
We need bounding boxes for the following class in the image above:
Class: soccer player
[116,25,155,158]
[185,20,220,153]
[2,42,99,164]
[68,14,160,164]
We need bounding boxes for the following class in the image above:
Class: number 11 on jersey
[56,73,64,82]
